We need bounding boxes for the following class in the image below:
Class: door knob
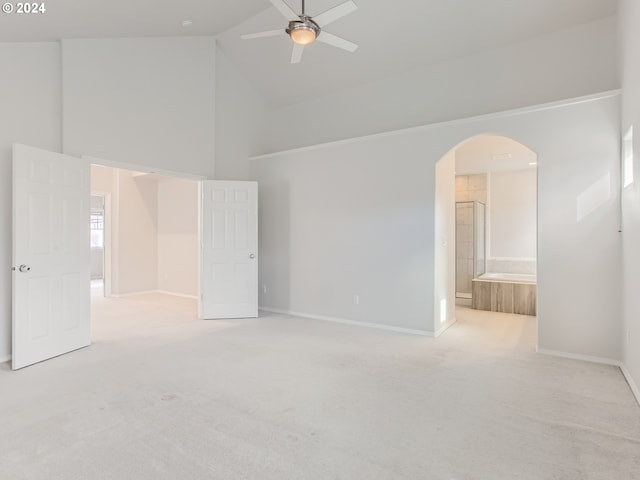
[249,254,256,259]
[18,265,31,273]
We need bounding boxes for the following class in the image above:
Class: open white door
[200,181,258,319]
[12,144,90,370]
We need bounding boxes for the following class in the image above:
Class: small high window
[90,213,104,248]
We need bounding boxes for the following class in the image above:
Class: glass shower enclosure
[455,201,486,299]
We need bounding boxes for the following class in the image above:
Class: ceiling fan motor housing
[286,16,321,44]
[240,0,359,63]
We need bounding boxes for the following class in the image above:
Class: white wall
[488,169,537,261]
[62,37,216,179]
[255,17,618,155]
[252,94,622,359]
[215,46,267,181]
[434,151,456,334]
[619,0,640,398]
[157,178,199,297]
[0,43,61,362]
[114,172,158,295]
[91,164,116,193]
[253,137,437,333]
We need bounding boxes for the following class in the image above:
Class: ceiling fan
[241,0,359,64]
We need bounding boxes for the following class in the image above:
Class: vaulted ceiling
[1,0,618,107]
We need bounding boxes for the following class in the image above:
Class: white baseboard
[112,290,197,300]
[111,290,158,298]
[533,349,640,406]
[156,290,198,300]
[620,364,640,406]
[260,307,433,337]
[536,348,621,367]
[0,354,11,364]
[435,316,457,338]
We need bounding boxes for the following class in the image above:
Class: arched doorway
[434,134,538,339]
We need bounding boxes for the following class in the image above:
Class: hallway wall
[158,178,199,298]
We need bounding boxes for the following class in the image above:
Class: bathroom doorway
[433,134,538,337]
[454,135,538,315]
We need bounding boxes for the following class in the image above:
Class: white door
[200,181,258,319]
[12,144,90,370]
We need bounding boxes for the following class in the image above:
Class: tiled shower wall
[455,174,487,203]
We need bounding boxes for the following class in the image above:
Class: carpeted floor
[1,293,639,480]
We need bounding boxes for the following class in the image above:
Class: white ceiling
[0,0,617,107]
[217,0,618,106]
[454,135,537,175]
[0,0,268,41]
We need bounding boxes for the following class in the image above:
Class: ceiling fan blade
[316,32,358,53]
[291,44,305,64]
[271,0,300,21]
[313,0,358,27]
[241,29,285,40]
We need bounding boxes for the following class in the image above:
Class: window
[623,126,634,188]
[90,212,104,248]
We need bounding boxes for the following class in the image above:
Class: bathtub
[478,272,536,284]
[472,272,537,315]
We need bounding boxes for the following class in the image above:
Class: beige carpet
[0,294,639,480]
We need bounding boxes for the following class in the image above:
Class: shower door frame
[455,200,487,299]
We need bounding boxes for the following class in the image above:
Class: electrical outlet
[262,284,267,294]
[353,294,360,305]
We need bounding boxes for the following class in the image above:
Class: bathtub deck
[478,272,536,283]
[472,278,537,315]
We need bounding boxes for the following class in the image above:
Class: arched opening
[435,134,538,341]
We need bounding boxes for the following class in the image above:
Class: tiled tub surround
[486,258,537,275]
[455,174,487,203]
[472,273,537,316]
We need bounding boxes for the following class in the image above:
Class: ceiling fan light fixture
[242,0,359,64]
[287,18,320,45]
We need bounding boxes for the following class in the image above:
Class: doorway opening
[11,144,259,370]
[435,134,538,338]
[90,163,201,326]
